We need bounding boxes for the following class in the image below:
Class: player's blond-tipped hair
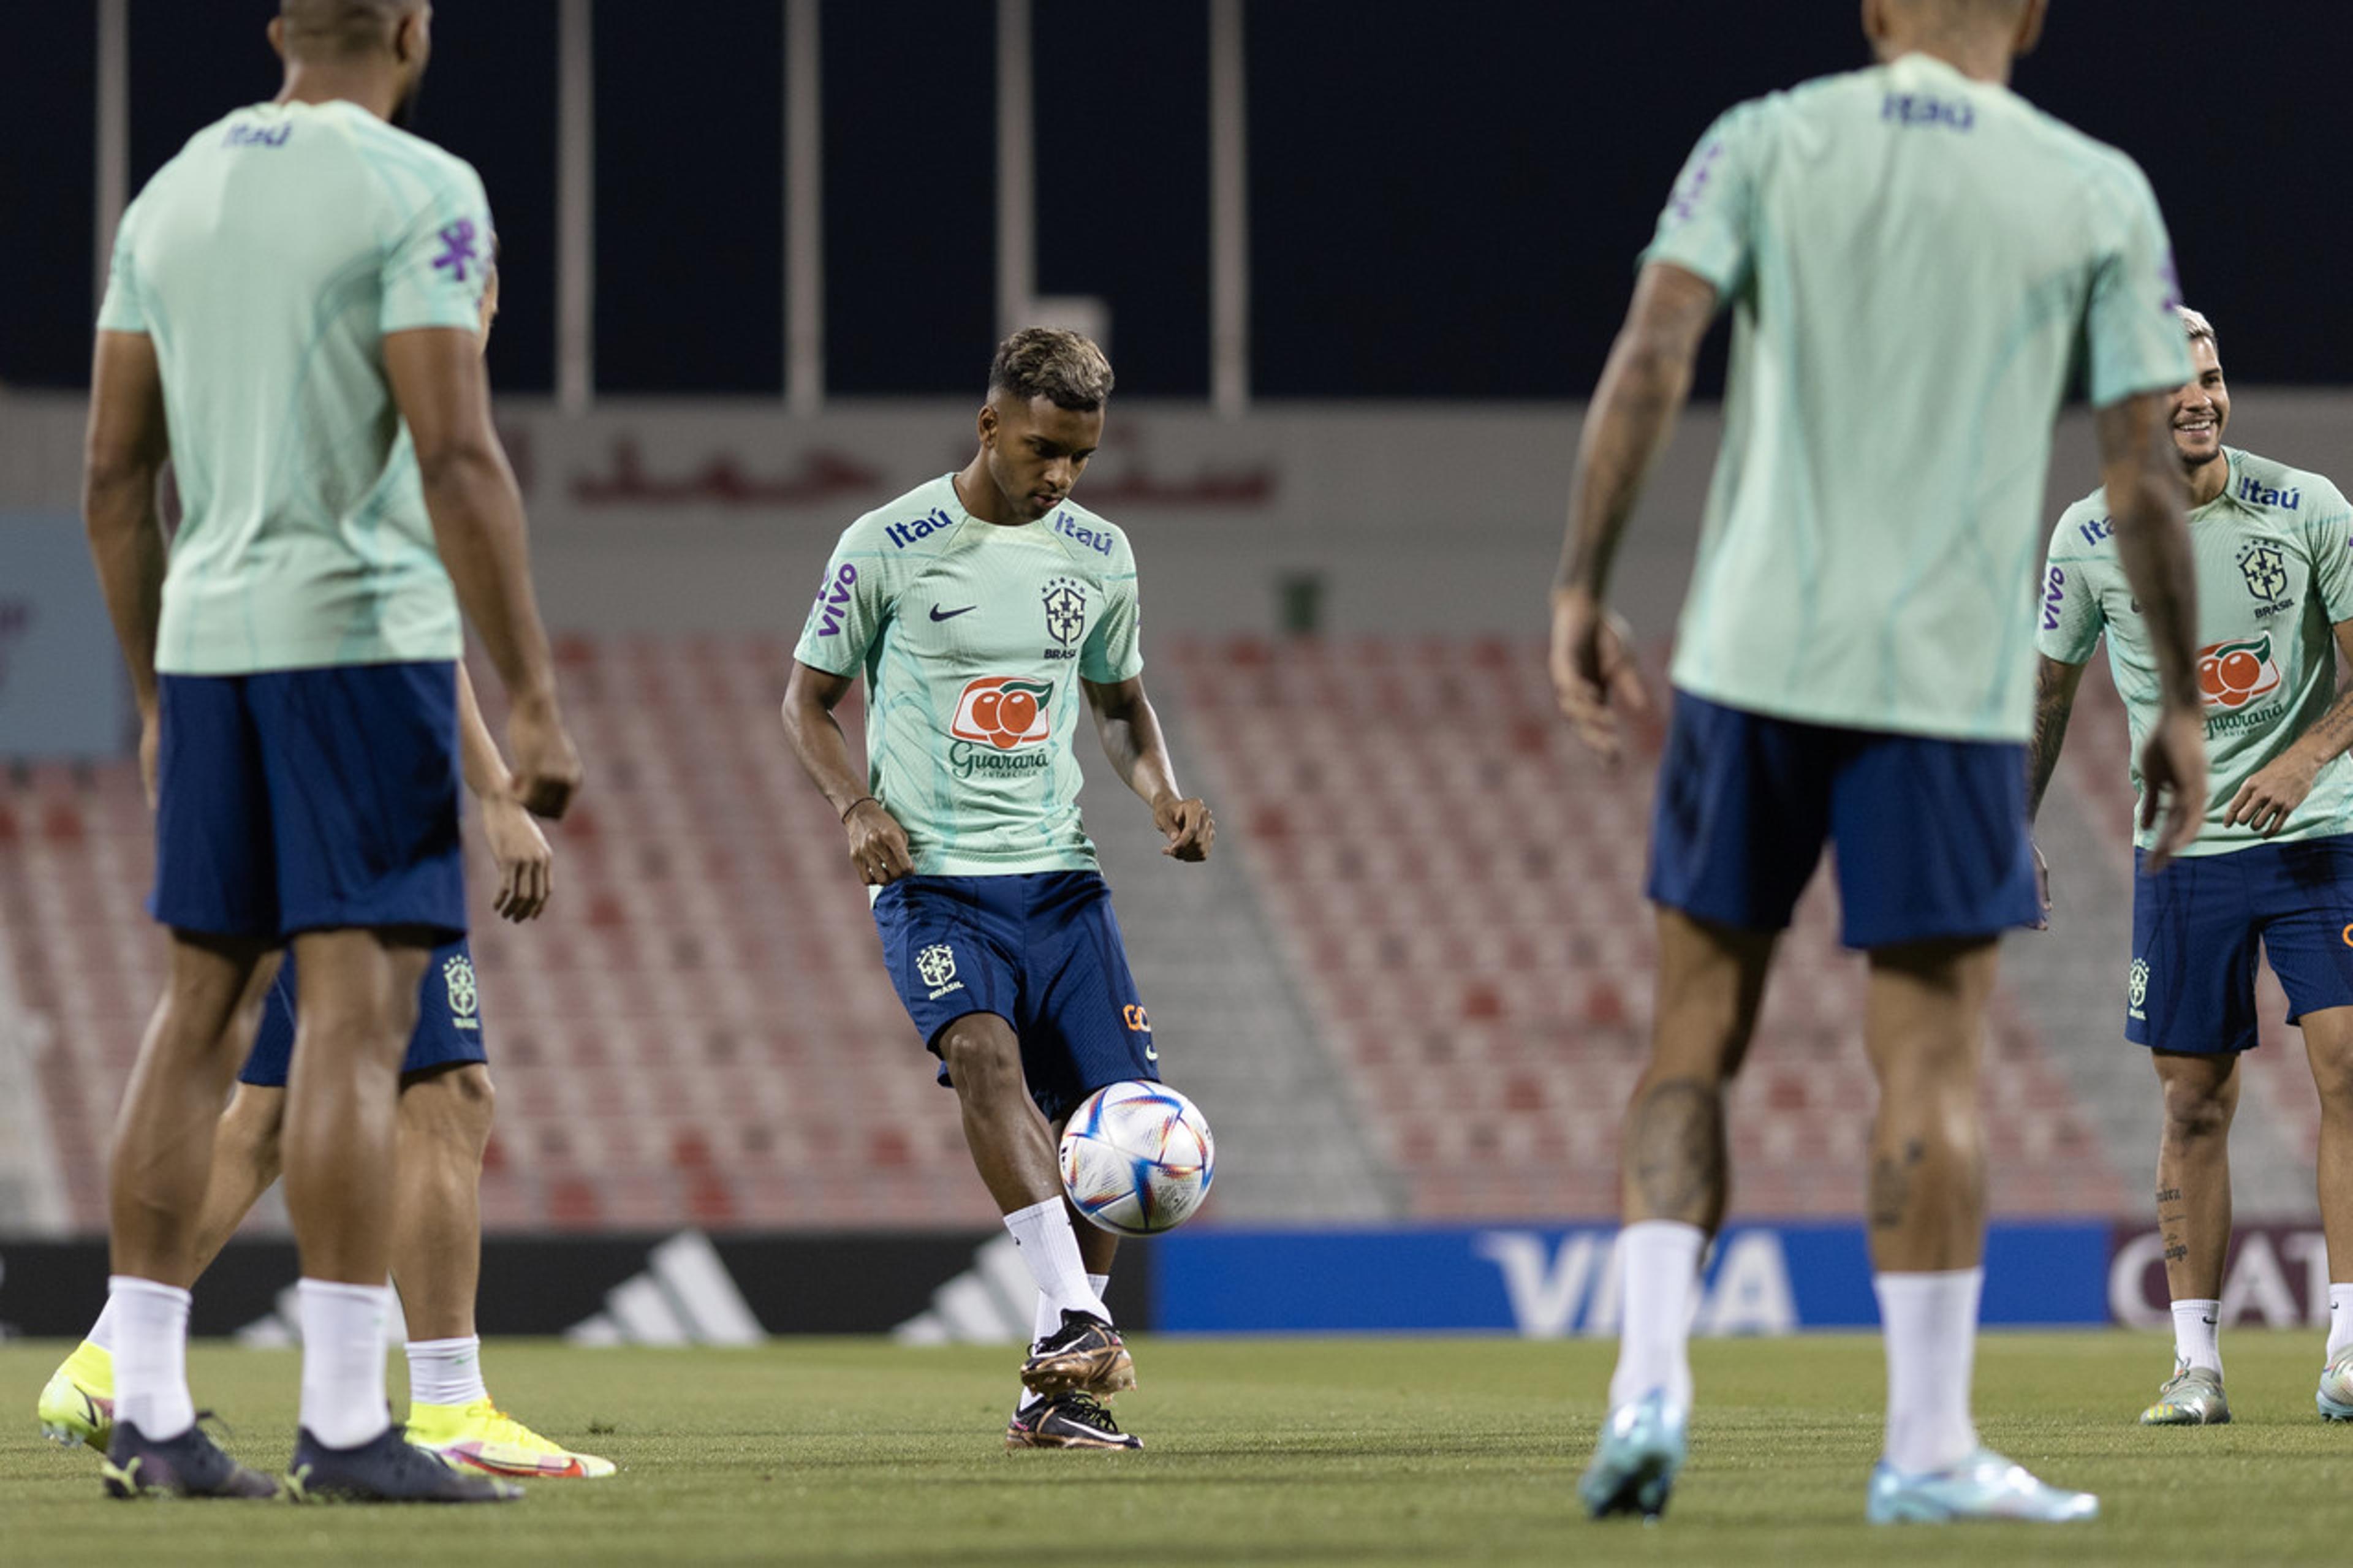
[988,328,1115,413]
[279,0,422,58]
[2179,306,2218,357]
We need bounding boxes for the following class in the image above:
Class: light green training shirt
[1646,52,2191,742]
[793,475,1145,876]
[2039,449,2353,855]
[98,100,492,675]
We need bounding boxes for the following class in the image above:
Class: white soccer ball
[1059,1081,1215,1237]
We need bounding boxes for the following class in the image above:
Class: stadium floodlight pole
[93,0,129,313]
[556,0,594,414]
[784,0,824,416]
[996,0,1035,338]
[1209,0,1249,418]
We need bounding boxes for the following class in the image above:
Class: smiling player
[781,328,1213,1451]
[2029,306,2353,1428]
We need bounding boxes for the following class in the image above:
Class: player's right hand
[1549,587,1649,761]
[505,690,583,819]
[2137,705,2208,871]
[845,798,915,886]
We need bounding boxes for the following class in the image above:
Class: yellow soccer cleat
[37,1340,116,1453]
[404,1398,616,1479]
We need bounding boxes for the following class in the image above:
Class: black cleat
[102,1417,280,1500]
[287,1425,523,1504]
[1019,1309,1137,1396]
[1006,1391,1143,1450]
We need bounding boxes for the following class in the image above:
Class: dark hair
[987,328,1115,412]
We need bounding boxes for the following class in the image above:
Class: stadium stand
[1167,634,2131,1219]
[0,631,2146,1232]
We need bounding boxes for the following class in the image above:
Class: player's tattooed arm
[2226,618,2353,837]
[1083,676,1213,862]
[2026,656,2087,824]
[2095,390,2205,865]
[781,659,915,885]
[82,331,172,805]
[1549,262,1715,756]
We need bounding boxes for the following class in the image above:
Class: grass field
[0,1331,2346,1565]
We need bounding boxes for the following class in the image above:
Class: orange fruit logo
[2196,635,2281,711]
[950,677,1055,751]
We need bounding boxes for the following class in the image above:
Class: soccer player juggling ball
[2029,306,2353,1428]
[1548,0,2204,1525]
[781,330,1213,1452]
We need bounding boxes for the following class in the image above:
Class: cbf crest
[443,953,480,1029]
[2237,540,2292,614]
[916,942,963,999]
[1043,577,1088,653]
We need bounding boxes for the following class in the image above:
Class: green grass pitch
[1,1332,2345,1565]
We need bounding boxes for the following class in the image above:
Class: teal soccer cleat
[1578,1391,1686,1521]
[1866,1448,2099,1524]
[2319,1344,2353,1422]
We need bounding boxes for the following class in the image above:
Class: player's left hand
[2225,751,2319,838]
[1154,795,1214,862]
[482,795,553,920]
[1549,588,1648,760]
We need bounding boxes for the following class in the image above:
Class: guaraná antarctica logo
[948,676,1055,779]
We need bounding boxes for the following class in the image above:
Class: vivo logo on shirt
[224,124,292,149]
[2237,476,2302,510]
[885,509,953,550]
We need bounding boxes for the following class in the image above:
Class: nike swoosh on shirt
[930,605,977,622]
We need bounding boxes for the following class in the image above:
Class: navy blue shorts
[238,936,490,1087]
[151,663,466,942]
[872,871,1158,1123]
[2128,835,2353,1055]
[1648,689,2038,949]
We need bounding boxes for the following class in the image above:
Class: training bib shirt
[2040,449,2353,855]
[1647,52,2190,743]
[99,99,491,675]
[794,475,1145,876]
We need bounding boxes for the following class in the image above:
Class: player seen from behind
[79,0,578,1501]
[1548,0,2204,1524]
[44,260,610,1482]
[2029,307,2353,1427]
[781,328,1213,1451]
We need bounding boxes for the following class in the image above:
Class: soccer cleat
[287,1423,523,1503]
[2319,1344,2353,1422]
[2140,1361,2230,1425]
[404,1398,616,1479]
[102,1418,279,1500]
[38,1340,116,1453]
[1578,1390,1686,1521]
[1006,1392,1143,1451]
[1019,1309,1137,1396]
[1866,1449,2099,1524]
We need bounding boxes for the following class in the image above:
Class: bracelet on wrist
[841,795,879,824]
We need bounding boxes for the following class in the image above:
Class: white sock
[1002,1199,1110,1323]
[297,1279,392,1450]
[1874,1268,1982,1475]
[88,1295,123,1354]
[1605,1221,1705,1412]
[2172,1297,2222,1375]
[1018,1273,1112,1414]
[108,1276,195,1440]
[406,1336,489,1408]
[2328,1284,2353,1359]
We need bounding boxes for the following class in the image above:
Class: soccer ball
[1058,1081,1215,1237]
